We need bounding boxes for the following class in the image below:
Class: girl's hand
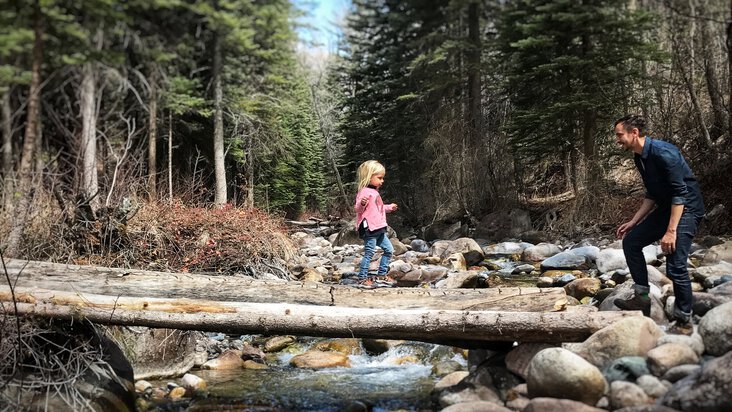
[390,203,398,211]
[360,196,370,206]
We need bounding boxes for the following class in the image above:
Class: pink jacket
[354,187,395,231]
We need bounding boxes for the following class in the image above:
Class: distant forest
[2,0,731,256]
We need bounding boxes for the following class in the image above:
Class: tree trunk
[1,88,12,176]
[727,0,732,146]
[246,134,254,208]
[80,62,99,210]
[213,32,227,206]
[1,286,640,345]
[168,111,173,205]
[148,81,158,200]
[699,0,727,141]
[4,4,43,258]
[3,259,567,312]
[467,1,482,145]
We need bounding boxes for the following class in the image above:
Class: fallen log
[3,259,568,312]
[0,286,641,344]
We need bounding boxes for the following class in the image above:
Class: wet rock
[289,350,351,369]
[361,338,406,355]
[201,349,243,370]
[434,371,470,390]
[659,350,732,411]
[313,338,362,355]
[698,301,732,356]
[646,343,699,377]
[570,316,663,368]
[609,380,652,409]
[168,386,186,399]
[242,360,268,369]
[180,373,206,393]
[438,382,502,408]
[527,347,607,405]
[263,336,295,353]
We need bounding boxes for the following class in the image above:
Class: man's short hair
[615,114,647,136]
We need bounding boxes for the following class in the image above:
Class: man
[613,114,705,335]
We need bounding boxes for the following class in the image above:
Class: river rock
[438,382,502,408]
[523,243,562,262]
[410,239,429,253]
[290,350,351,369]
[527,347,607,405]
[447,252,467,271]
[646,343,699,377]
[440,401,512,412]
[659,350,732,411]
[662,364,701,383]
[438,270,480,289]
[570,245,601,262]
[540,250,589,270]
[701,240,732,265]
[609,380,652,409]
[482,241,530,257]
[126,328,200,380]
[263,336,295,353]
[571,316,663,368]
[635,374,669,398]
[601,356,650,383]
[201,349,243,370]
[564,278,601,301]
[434,371,470,390]
[596,248,627,274]
[180,373,206,393]
[523,397,606,412]
[698,301,732,356]
[506,343,558,380]
[656,333,705,358]
[313,338,362,355]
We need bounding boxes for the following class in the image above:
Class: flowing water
[148,341,465,412]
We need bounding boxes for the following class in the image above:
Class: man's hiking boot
[614,294,651,317]
[667,319,694,336]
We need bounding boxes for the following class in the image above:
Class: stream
[147,338,465,411]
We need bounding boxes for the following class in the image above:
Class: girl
[354,160,398,285]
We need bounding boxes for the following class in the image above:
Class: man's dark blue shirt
[634,137,705,218]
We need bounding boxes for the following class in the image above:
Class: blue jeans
[622,208,701,321]
[359,232,393,277]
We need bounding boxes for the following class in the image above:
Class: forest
[1,0,731,262]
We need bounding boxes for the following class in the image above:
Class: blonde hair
[356,160,385,190]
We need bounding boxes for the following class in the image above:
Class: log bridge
[0,259,642,347]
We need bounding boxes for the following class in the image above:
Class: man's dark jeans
[622,208,701,320]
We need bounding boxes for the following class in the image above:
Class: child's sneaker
[356,276,375,289]
[373,275,396,287]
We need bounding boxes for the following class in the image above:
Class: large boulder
[570,316,664,368]
[527,347,607,405]
[659,350,732,411]
[123,327,201,380]
[698,301,732,356]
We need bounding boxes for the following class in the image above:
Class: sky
[295,0,351,57]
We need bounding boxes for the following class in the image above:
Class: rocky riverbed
[131,230,732,411]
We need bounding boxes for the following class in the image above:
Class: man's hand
[616,221,636,239]
[661,230,677,254]
[360,196,370,206]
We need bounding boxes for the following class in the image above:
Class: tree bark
[4,3,43,258]
[1,88,12,176]
[2,259,569,312]
[148,80,158,200]
[699,0,727,141]
[168,111,173,204]
[80,62,99,210]
[1,286,640,345]
[467,1,482,145]
[212,32,227,206]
